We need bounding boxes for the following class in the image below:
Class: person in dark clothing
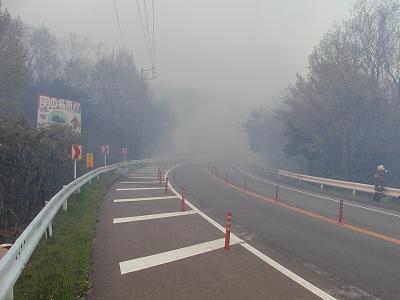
[374,165,387,202]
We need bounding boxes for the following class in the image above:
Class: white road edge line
[114,196,178,203]
[116,187,164,191]
[238,167,400,219]
[166,165,336,300]
[113,210,197,223]
[119,238,236,274]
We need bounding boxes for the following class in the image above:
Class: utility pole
[141,68,145,159]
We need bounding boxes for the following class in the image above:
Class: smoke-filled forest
[244,0,400,185]
[0,5,173,239]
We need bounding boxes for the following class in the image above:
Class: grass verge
[14,174,117,300]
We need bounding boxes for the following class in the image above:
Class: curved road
[170,163,400,300]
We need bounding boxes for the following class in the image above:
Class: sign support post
[102,145,109,166]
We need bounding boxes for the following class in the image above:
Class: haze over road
[170,163,400,300]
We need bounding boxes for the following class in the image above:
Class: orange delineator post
[224,211,232,250]
[275,185,279,202]
[339,199,344,224]
[181,187,186,212]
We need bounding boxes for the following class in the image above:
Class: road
[170,163,400,300]
[89,165,328,299]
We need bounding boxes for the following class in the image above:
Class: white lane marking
[127,176,158,179]
[114,196,178,203]
[120,181,159,184]
[130,169,159,172]
[119,238,236,274]
[113,210,197,223]
[167,166,336,300]
[239,243,335,299]
[116,187,163,191]
[238,167,400,219]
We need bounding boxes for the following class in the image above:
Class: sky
[3,0,354,163]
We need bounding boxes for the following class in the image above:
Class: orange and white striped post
[165,177,169,195]
[181,187,186,212]
[224,211,232,250]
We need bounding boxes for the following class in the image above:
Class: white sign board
[37,95,81,134]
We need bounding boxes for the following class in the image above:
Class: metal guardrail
[0,158,174,300]
[275,169,400,198]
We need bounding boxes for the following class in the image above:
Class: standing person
[374,165,387,202]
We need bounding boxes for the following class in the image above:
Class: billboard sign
[37,95,81,134]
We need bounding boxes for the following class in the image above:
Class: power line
[143,0,154,65]
[136,0,154,70]
[112,0,126,50]
[151,0,156,75]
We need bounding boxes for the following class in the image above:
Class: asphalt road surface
[170,163,400,300]
[89,165,326,299]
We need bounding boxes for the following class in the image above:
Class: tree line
[0,5,174,240]
[244,0,400,185]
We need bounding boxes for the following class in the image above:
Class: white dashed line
[119,238,236,274]
[114,196,178,203]
[120,181,159,184]
[116,187,164,191]
[113,210,197,223]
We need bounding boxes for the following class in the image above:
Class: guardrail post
[338,199,344,224]
[6,287,13,300]
[320,184,324,190]
[159,170,163,186]
[352,189,356,198]
[224,211,232,250]
[61,185,68,211]
[275,185,279,202]
[243,176,247,191]
[225,172,229,184]
[181,187,186,212]
[45,201,53,239]
[62,199,68,211]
